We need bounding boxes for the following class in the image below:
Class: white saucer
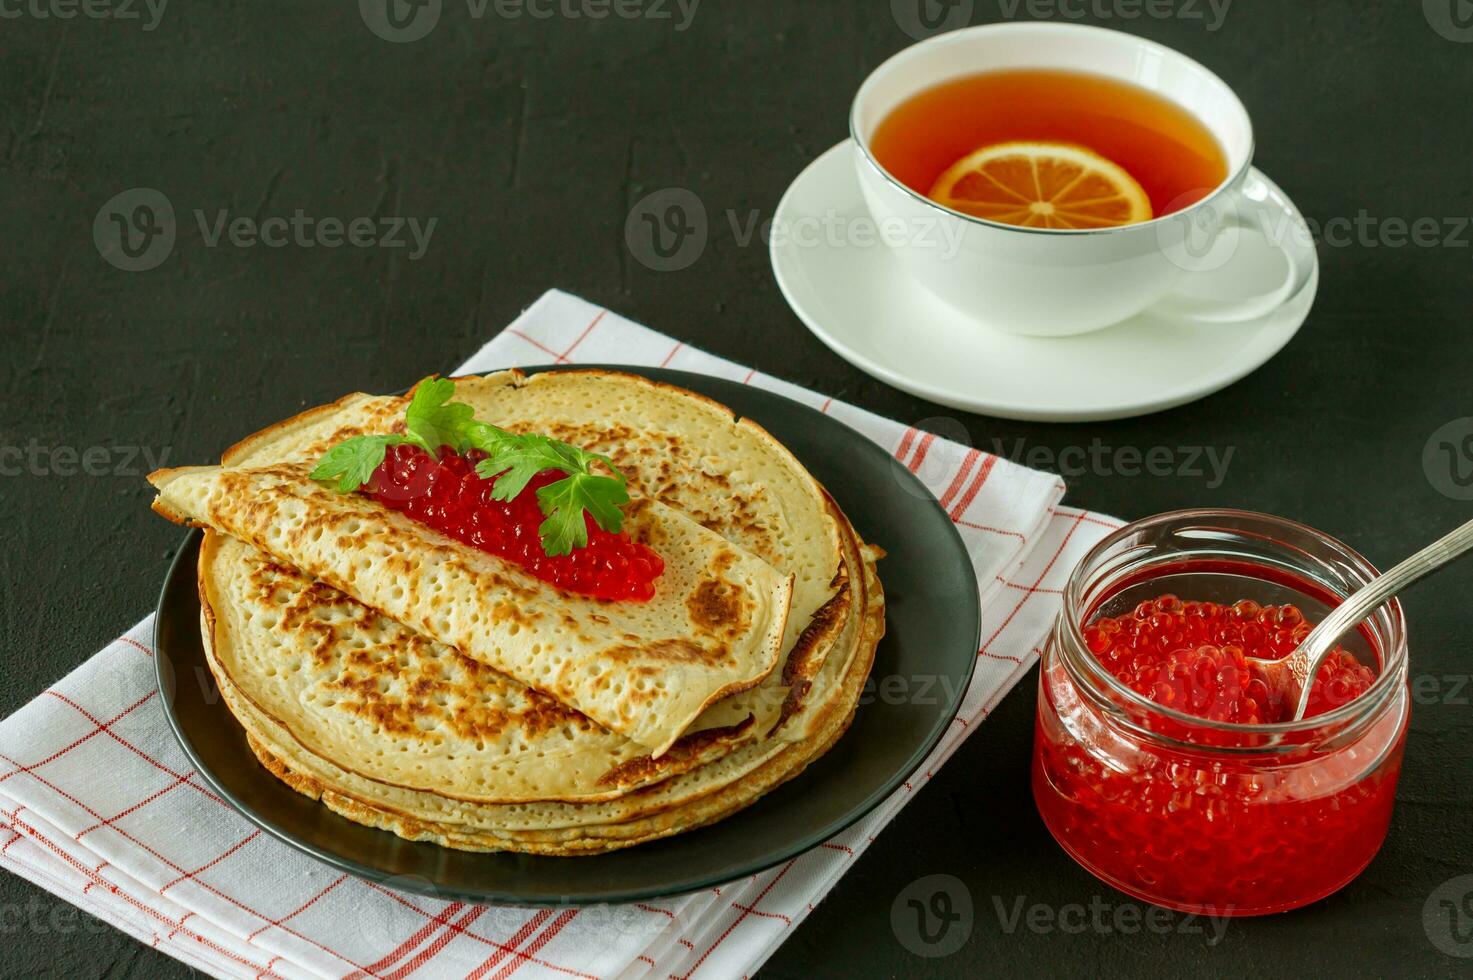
[770,140,1319,422]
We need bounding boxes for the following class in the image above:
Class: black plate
[154,366,980,905]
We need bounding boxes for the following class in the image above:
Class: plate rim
[770,139,1320,423]
[154,364,981,905]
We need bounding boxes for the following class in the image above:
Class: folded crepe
[152,463,792,756]
[199,511,882,852]
[150,369,880,850]
[150,370,850,766]
[197,532,765,803]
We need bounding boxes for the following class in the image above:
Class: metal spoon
[1252,516,1473,721]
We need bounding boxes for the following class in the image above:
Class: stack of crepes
[145,369,885,855]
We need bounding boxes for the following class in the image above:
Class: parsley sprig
[308,377,630,556]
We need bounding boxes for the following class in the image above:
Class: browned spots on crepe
[237,550,595,749]
[783,559,851,687]
[596,715,757,788]
[603,638,714,666]
[166,368,858,821]
[687,577,742,632]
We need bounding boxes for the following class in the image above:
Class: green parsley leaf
[402,377,476,455]
[470,430,571,501]
[461,420,518,457]
[535,471,631,556]
[560,444,626,488]
[310,377,634,557]
[307,434,408,492]
[471,424,629,553]
[470,426,625,499]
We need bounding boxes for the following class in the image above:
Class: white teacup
[851,23,1315,338]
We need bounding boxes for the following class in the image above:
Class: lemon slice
[928,141,1154,229]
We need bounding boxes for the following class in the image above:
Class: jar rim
[1059,508,1408,738]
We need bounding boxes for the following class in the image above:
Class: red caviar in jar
[1034,589,1406,916]
[364,444,664,602]
[1085,596,1376,724]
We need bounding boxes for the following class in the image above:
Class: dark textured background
[3,0,1473,976]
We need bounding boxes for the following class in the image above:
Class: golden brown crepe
[149,369,882,853]
[151,464,793,755]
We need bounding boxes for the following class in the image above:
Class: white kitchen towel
[0,290,1122,979]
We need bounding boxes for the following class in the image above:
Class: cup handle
[1151,168,1317,324]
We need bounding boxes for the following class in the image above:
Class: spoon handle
[1291,516,1473,720]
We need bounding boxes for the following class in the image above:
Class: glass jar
[1032,510,1410,916]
